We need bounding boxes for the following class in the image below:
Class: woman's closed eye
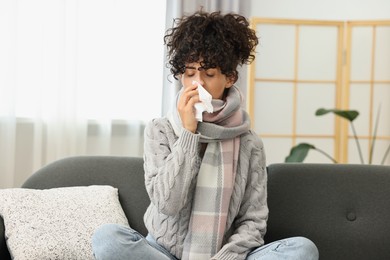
[184,69,196,77]
[203,68,217,77]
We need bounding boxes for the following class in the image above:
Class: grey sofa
[1,156,390,260]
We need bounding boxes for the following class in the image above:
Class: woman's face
[181,62,234,100]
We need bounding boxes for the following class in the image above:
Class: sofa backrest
[1,156,390,260]
[265,163,390,260]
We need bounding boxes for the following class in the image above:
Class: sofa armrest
[0,216,11,260]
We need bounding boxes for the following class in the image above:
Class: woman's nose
[194,73,205,86]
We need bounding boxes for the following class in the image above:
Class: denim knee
[93,224,129,243]
[92,224,172,260]
[292,236,319,259]
[94,223,121,238]
[247,236,319,260]
[92,223,134,260]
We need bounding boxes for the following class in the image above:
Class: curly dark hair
[164,10,259,81]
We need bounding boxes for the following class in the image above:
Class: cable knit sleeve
[212,132,269,260]
[143,118,201,216]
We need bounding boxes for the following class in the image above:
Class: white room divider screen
[248,18,390,165]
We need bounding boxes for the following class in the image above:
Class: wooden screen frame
[248,18,345,162]
[344,20,390,163]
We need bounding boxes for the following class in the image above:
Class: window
[0,0,167,121]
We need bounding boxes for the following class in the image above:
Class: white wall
[250,0,390,20]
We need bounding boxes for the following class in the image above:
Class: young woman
[92,10,319,260]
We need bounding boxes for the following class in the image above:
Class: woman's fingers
[177,86,200,133]
[179,85,198,105]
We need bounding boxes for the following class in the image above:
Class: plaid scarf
[168,86,250,259]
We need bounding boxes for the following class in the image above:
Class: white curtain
[0,0,166,188]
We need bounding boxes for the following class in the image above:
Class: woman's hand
[177,83,200,133]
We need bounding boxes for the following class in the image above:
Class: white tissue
[192,80,213,122]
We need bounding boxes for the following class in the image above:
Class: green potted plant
[285,107,390,164]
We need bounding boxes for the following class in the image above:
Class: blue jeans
[92,224,319,260]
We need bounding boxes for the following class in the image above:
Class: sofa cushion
[0,185,129,260]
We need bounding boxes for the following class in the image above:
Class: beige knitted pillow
[0,185,129,260]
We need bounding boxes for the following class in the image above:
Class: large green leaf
[315,108,359,122]
[285,143,315,162]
